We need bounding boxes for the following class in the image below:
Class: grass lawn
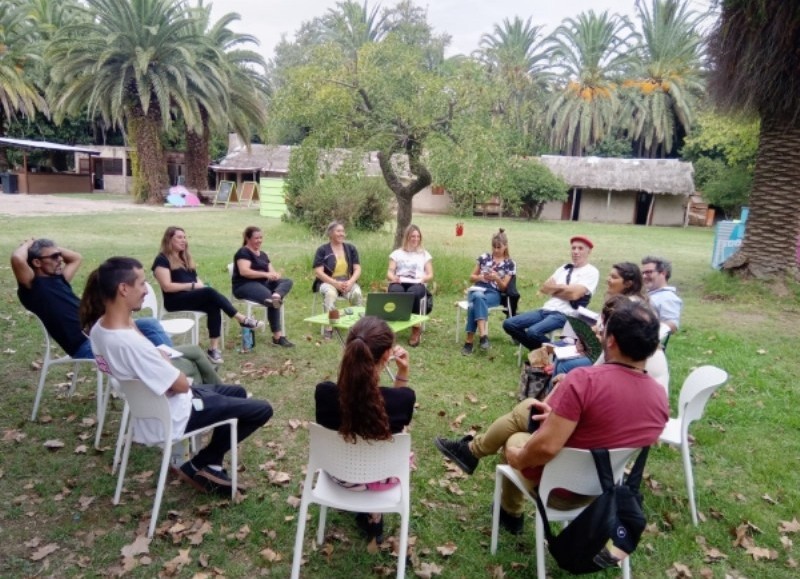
[1,209,798,578]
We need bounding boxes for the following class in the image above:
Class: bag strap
[590,448,615,492]
[624,446,650,491]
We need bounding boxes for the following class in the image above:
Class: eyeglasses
[641,269,657,275]
[492,243,504,248]
[38,252,63,261]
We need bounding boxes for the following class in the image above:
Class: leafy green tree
[545,10,636,155]
[681,110,759,168]
[707,0,800,278]
[272,21,461,246]
[701,163,752,220]
[621,0,705,158]
[0,1,49,169]
[47,0,213,202]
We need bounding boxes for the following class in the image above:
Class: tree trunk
[377,138,432,248]
[722,120,800,280]
[128,104,169,204]
[185,110,210,191]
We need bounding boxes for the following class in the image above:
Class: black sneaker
[195,466,235,495]
[479,335,490,350]
[496,504,525,535]
[272,336,294,348]
[434,435,478,475]
[171,461,208,494]
[461,342,473,356]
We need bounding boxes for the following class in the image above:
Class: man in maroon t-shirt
[435,299,668,534]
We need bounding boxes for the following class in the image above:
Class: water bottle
[241,327,255,352]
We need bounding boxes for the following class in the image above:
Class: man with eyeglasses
[640,256,682,333]
[11,238,168,359]
[503,236,599,351]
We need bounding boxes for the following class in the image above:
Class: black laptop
[365,293,415,322]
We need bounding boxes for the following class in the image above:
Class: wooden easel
[239,181,260,207]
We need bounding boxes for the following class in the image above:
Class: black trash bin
[1,173,19,194]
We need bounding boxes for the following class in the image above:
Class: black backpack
[534,447,650,574]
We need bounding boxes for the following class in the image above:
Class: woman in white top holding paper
[387,224,433,347]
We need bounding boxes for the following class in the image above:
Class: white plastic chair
[454,292,513,343]
[141,282,197,344]
[491,448,639,579]
[113,379,238,538]
[659,365,728,525]
[226,263,286,336]
[290,423,411,579]
[28,314,105,438]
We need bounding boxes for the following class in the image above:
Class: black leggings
[388,282,427,313]
[163,288,238,339]
[233,279,293,332]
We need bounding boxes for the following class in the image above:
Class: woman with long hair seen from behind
[314,316,415,548]
[232,226,294,347]
[461,229,516,355]
[387,224,433,347]
[152,226,263,365]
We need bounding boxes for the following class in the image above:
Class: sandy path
[0,193,223,217]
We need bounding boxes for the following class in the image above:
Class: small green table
[304,307,429,343]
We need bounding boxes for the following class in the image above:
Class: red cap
[570,235,594,249]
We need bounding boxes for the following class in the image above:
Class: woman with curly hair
[152,226,263,365]
[314,316,415,548]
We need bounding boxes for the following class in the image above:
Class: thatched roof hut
[538,155,695,195]
[535,155,696,226]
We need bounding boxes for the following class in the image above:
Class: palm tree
[545,10,637,155]
[183,3,268,191]
[475,16,549,151]
[621,0,705,158]
[708,0,800,279]
[321,1,389,60]
[0,1,49,169]
[47,0,211,202]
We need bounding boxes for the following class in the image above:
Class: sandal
[408,326,421,347]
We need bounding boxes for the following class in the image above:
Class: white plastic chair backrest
[307,422,410,485]
[538,448,638,514]
[141,282,161,320]
[33,314,55,355]
[117,378,173,444]
[227,263,234,277]
[676,366,728,425]
[659,323,671,343]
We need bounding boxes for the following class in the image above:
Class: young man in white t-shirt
[86,257,272,494]
[503,236,600,350]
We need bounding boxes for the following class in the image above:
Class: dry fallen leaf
[288,418,302,430]
[761,494,778,505]
[120,535,151,558]
[414,561,443,578]
[745,545,778,561]
[43,439,65,450]
[260,548,282,562]
[779,518,800,534]
[435,541,457,557]
[451,413,467,429]
[667,562,692,577]
[30,543,59,561]
[162,548,191,576]
[268,471,291,485]
[74,444,88,454]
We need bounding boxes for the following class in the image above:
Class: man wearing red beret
[503,236,599,350]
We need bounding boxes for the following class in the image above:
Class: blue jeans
[465,288,501,334]
[75,317,171,358]
[502,309,567,350]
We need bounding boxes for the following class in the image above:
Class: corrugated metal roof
[0,137,101,155]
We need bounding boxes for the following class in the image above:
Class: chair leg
[148,445,173,538]
[112,403,130,474]
[535,512,547,579]
[290,499,311,579]
[455,305,462,343]
[229,422,238,502]
[622,555,631,579]
[114,428,134,505]
[30,361,51,421]
[316,505,328,545]
[396,511,409,579]
[68,361,80,397]
[490,468,504,554]
[681,440,698,525]
[94,372,108,449]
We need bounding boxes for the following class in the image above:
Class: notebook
[365,292,415,322]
